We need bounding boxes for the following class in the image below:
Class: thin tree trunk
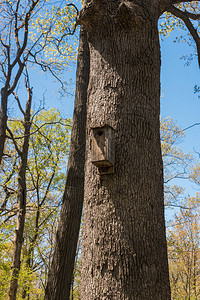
[21,254,31,299]
[21,205,40,299]
[45,26,89,300]
[79,1,171,299]
[0,88,8,164]
[8,85,32,300]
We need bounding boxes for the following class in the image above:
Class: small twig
[67,3,79,15]
[13,91,25,115]
[6,126,22,156]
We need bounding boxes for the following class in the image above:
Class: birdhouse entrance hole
[97,130,103,136]
[92,125,115,175]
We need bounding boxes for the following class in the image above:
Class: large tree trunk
[45,27,90,300]
[79,1,171,299]
[8,86,32,300]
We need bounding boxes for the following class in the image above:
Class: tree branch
[6,126,22,157]
[10,0,40,70]
[14,0,21,51]
[39,169,56,208]
[67,3,79,15]
[183,10,200,20]
[12,92,25,115]
[1,158,18,209]
[8,59,25,95]
[168,5,200,67]
[171,0,200,4]
[0,39,11,89]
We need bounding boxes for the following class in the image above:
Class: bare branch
[1,158,18,209]
[39,170,56,208]
[12,91,25,115]
[0,39,11,88]
[14,0,21,50]
[183,122,200,132]
[24,25,52,61]
[67,3,79,15]
[171,0,200,4]
[10,0,40,70]
[183,10,200,20]
[6,120,67,141]
[6,126,22,157]
[8,59,25,95]
[165,203,191,209]
[0,212,17,225]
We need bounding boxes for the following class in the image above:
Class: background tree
[168,196,200,299]
[0,0,77,164]
[0,109,71,299]
[7,71,33,300]
[0,1,77,297]
[45,26,90,300]
[161,117,193,209]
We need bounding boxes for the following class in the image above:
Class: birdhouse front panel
[92,125,115,172]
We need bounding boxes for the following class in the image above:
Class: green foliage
[161,117,193,208]
[0,0,78,97]
[167,196,200,299]
[160,2,200,40]
[163,119,200,299]
[0,228,13,299]
[0,108,71,299]
[30,2,78,68]
[70,258,81,300]
[191,158,200,186]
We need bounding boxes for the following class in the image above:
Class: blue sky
[161,29,200,155]
[160,29,200,200]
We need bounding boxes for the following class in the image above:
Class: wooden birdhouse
[92,125,115,175]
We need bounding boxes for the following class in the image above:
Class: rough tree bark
[8,83,32,300]
[44,27,90,300]
[0,88,8,164]
[78,0,171,299]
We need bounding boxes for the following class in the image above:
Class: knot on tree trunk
[77,0,150,33]
[117,1,150,27]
